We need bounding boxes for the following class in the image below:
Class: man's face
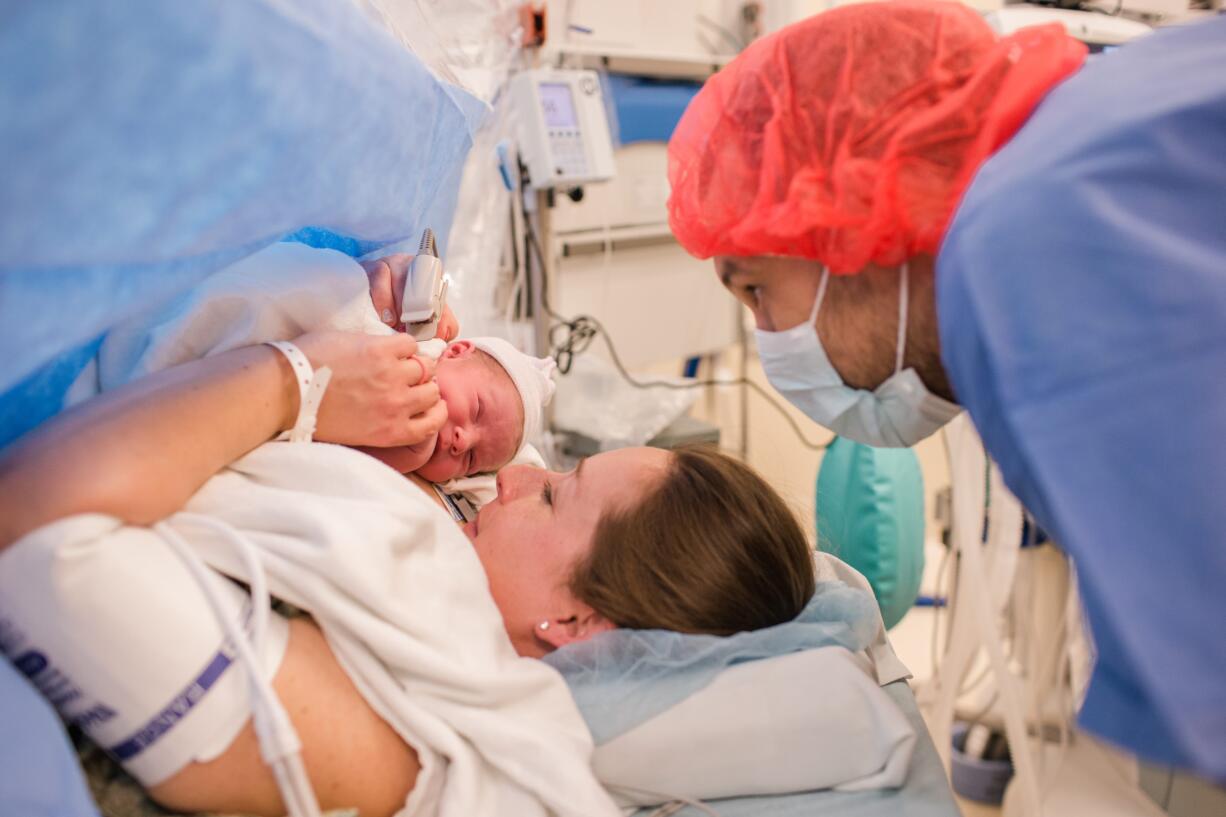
[715,254,906,393]
[713,253,953,399]
[714,255,824,332]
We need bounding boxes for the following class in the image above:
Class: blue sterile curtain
[0,0,486,448]
[0,4,484,811]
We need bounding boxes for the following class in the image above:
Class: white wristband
[265,341,332,443]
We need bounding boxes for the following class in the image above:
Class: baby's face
[415,345,524,483]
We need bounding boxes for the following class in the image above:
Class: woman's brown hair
[569,444,815,635]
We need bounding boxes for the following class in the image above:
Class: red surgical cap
[667,0,1086,273]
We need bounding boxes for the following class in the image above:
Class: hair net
[666,0,1086,273]
[470,337,557,447]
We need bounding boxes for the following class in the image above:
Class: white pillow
[814,550,912,687]
[592,646,916,807]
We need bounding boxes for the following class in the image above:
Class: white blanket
[93,242,394,391]
[139,440,618,816]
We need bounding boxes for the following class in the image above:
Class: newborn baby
[363,336,555,483]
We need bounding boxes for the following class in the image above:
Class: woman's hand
[362,253,459,341]
[293,331,447,449]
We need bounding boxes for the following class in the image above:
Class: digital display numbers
[539,82,578,128]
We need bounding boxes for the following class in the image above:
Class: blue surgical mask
[754,264,961,448]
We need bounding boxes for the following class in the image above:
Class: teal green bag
[816,436,925,630]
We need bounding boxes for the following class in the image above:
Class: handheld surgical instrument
[401,228,449,341]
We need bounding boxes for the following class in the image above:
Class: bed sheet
[633,681,958,817]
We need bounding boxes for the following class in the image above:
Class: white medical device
[401,227,449,341]
[987,6,1151,51]
[510,68,616,188]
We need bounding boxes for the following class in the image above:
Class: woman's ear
[442,339,475,360]
[535,608,615,650]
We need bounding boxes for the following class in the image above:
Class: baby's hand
[357,430,438,475]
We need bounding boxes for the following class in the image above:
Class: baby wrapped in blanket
[78,241,554,505]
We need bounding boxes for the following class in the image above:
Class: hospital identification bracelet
[265,341,332,443]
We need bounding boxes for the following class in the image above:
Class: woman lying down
[0,243,920,816]
[0,329,821,812]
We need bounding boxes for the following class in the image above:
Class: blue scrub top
[938,16,1226,782]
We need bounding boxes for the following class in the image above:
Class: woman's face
[465,446,672,657]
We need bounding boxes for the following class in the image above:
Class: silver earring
[537,621,550,631]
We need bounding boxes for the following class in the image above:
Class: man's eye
[541,482,554,507]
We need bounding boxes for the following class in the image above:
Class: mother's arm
[0,331,441,547]
[0,331,440,817]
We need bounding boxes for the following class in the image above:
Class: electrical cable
[960,689,1001,734]
[613,784,722,817]
[503,197,527,338]
[157,516,322,817]
[696,13,747,52]
[696,14,740,54]
[521,205,833,452]
[929,534,953,678]
[929,426,961,684]
[1084,0,1125,16]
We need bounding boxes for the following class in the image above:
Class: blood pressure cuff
[0,513,289,786]
[816,437,925,630]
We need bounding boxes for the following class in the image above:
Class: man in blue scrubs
[937,16,1226,779]
[668,0,1226,783]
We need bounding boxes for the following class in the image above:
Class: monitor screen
[539,82,578,129]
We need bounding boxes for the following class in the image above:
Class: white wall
[764,0,1004,34]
